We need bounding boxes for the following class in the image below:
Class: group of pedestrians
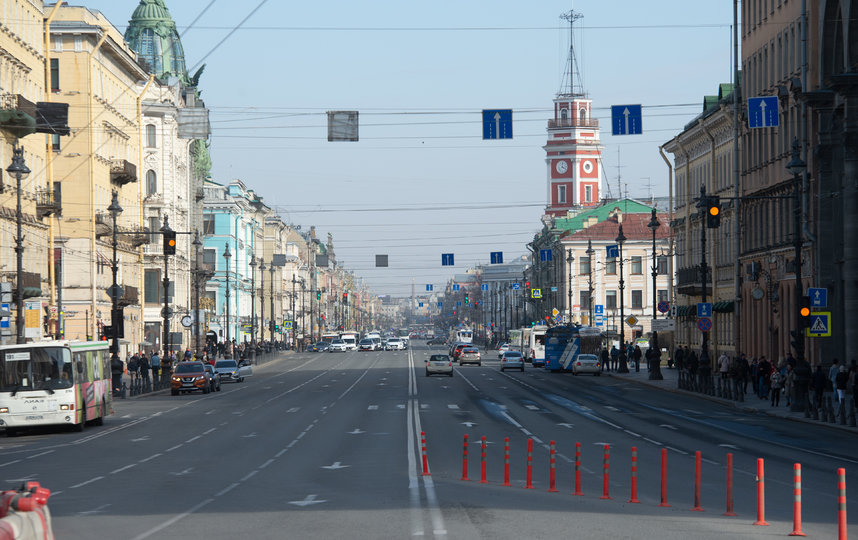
[599,342,645,372]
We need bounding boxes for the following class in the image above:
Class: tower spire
[559,10,584,97]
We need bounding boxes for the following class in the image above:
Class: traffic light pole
[697,185,710,380]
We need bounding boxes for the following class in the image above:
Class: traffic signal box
[163,230,177,255]
[706,196,721,228]
[798,295,811,328]
[342,292,348,305]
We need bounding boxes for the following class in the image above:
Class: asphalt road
[1,342,854,539]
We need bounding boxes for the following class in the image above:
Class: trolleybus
[544,326,603,371]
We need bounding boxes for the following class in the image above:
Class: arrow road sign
[697,302,712,318]
[425,284,433,292]
[490,251,503,264]
[482,109,513,140]
[512,283,520,290]
[482,284,489,291]
[611,104,642,135]
[606,245,619,258]
[441,253,454,266]
[808,287,828,308]
[747,96,779,128]
[539,249,553,262]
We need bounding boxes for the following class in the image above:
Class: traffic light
[464,293,469,305]
[163,230,177,255]
[100,325,111,341]
[798,295,811,329]
[706,196,721,228]
[316,291,321,300]
[790,329,803,354]
[342,292,348,305]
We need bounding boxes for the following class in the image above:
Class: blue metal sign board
[482,109,513,140]
[594,304,604,315]
[419,302,423,307]
[606,245,619,258]
[807,312,831,337]
[539,249,553,262]
[441,253,454,266]
[482,284,489,291]
[550,287,558,292]
[697,302,712,318]
[437,302,443,308]
[0,303,8,329]
[456,301,462,307]
[512,283,520,290]
[747,96,779,128]
[595,315,604,327]
[490,251,503,264]
[425,284,433,292]
[452,284,460,291]
[611,104,643,135]
[808,287,828,308]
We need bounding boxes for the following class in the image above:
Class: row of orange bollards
[451,433,847,538]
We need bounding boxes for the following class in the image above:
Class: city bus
[0,341,112,436]
[523,327,547,367]
[544,326,603,372]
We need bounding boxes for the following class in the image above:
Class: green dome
[124,0,187,83]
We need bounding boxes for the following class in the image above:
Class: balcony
[546,117,600,130]
[35,188,62,219]
[110,159,137,186]
[127,226,151,247]
[0,93,36,138]
[94,212,112,238]
[675,265,711,297]
[118,285,139,307]
[194,187,204,201]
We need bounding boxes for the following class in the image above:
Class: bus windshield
[0,346,73,392]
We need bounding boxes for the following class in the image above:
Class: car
[329,339,348,352]
[426,336,446,346]
[310,342,330,352]
[358,339,375,351]
[203,363,221,392]
[450,343,470,361]
[458,346,481,366]
[500,351,524,372]
[385,338,405,350]
[370,337,383,350]
[425,354,453,377]
[571,353,601,376]
[497,343,510,359]
[171,361,211,395]
[213,359,252,383]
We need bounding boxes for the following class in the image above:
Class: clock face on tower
[555,160,568,174]
[580,158,598,178]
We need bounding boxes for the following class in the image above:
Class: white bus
[524,327,547,366]
[0,341,112,436]
[455,328,473,344]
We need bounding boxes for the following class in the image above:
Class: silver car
[329,339,347,352]
[500,351,524,372]
[571,353,601,376]
[213,359,252,383]
[425,354,453,377]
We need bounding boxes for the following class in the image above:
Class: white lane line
[110,464,137,475]
[259,459,275,469]
[525,405,540,411]
[624,430,641,438]
[447,404,459,410]
[241,470,258,482]
[276,449,288,458]
[140,453,162,463]
[367,405,378,410]
[665,446,688,455]
[185,436,201,443]
[0,460,21,468]
[166,444,183,452]
[70,476,104,489]
[216,483,239,497]
[643,438,662,446]
[203,428,217,435]
[130,498,214,540]
[27,450,55,459]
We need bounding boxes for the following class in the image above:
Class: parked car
[425,354,454,377]
[358,339,375,351]
[458,346,481,366]
[213,359,252,383]
[171,361,211,395]
[571,353,601,376]
[310,342,330,352]
[497,343,510,359]
[329,339,348,352]
[385,338,405,350]
[426,336,446,346]
[203,363,221,392]
[500,351,524,372]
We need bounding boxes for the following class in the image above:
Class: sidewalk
[607,362,858,433]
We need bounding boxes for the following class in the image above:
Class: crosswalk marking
[367,405,378,410]
[447,404,459,410]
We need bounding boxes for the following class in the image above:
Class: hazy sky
[81,0,735,297]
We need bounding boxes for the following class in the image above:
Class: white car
[329,339,348,352]
[500,351,524,372]
[571,353,601,375]
[497,343,510,359]
[385,338,405,351]
[425,354,453,377]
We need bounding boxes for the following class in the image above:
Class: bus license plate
[25,415,43,421]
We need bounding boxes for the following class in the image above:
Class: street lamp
[291,272,297,350]
[160,216,172,360]
[647,209,663,380]
[107,192,122,365]
[258,260,265,345]
[566,250,574,325]
[586,239,594,326]
[616,224,629,373]
[269,262,275,345]
[786,138,810,411]
[223,242,231,358]
[192,231,203,360]
[6,146,29,344]
[249,254,257,363]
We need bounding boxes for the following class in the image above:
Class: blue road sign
[611,104,642,135]
[550,287,558,292]
[539,249,553,262]
[490,251,503,264]
[482,109,513,140]
[482,284,489,291]
[425,284,433,292]
[437,302,443,308]
[747,96,779,128]
[808,287,828,308]
[594,315,604,327]
[453,284,460,291]
[456,301,462,307]
[512,283,520,290]
[697,302,712,318]
[442,253,454,266]
[594,304,604,315]
[0,303,8,329]
[697,317,712,333]
[606,245,619,258]
[807,312,831,337]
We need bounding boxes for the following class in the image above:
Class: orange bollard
[421,431,430,476]
[837,468,847,540]
[480,436,488,484]
[628,446,640,503]
[524,438,534,489]
[502,437,511,487]
[600,444,611,500]
[753,458,768,525]
[789,463,805,536]
[548,441,558,492]
[658,448,670,507]
[460,434,470,481]
[691,451,704,511]
[572,442,583,496]
[723,453,736,516]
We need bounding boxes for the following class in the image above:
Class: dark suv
[171,361,212,395]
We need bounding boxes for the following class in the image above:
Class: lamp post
[269,263,275,346]
[616,224,629,373]
[291,272,297,350]
[160,216,172,360]
[647,209,663,380]
[258,260,265,345]
[6,147,29,344]
[566,250,574,324]
[223,242,231,358]
[586,239,594,325]
[107,192,122,364]
[249,254,257,363]
[786,138,810,411]
[696,185,711,386]
[192,231,203,360]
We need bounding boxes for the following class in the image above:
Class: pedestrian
[150,351,161,382]
[739,354,750,394]
[750,357,759,396]
[600,347,609,373]
[812,365,826,409]
[829,359,841,394]
[139,353,150,385]
[835,365,849,404]
[783,364,795,407]
[633,345,642,373]
[128,353,139,384]
[610,345,619,371]
[757,356,771,399]
[110,354,124,395]
[770,368,783,406]
[718,351,730,381]
[674,346,685,371]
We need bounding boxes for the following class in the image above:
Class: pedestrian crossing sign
[806,312,831,337]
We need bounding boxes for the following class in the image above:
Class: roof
[563,213,670,242]
[552,199,657,235]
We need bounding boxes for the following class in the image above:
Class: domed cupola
[124,0,188,83]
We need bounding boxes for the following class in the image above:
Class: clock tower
[543,11,603,217]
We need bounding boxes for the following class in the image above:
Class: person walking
[783,364,795,407]
[610,345,619,372]
[750,357,759,396]
[139,353,150,387]
[835,365,849,404]
[127,353,139,386]
[633,345,642,373]
[110,354,124,396]
[829,359,841,395]
[738,354,750,394]
[812,365,827,409]
[718,351,730,382]
[770,368,783,406]
[674,346,685,371]
[150,351,161,385]
[600,347,609,373]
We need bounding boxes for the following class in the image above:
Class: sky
[81,0,737,297]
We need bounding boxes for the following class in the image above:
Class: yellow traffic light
[709,205,720,216]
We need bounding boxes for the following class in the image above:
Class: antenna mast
[559,10,584,97]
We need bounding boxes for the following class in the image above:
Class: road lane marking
[241,470,258,482]
[130,498,214,540]
[110,464,137,475]
[216,483,239,497]
[27,450,54,459]
[140,453,161,463]
[447,404,459,409]
[367,405,378,410]
[70,476,103,489]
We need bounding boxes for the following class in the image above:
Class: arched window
[579,108,587,124]
[146,170,157,195]
[560,108,568,121]
[146,124,156,147]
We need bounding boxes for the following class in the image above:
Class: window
[579,256,590,275]
[51,133,60,152]
[146,170,157,195]
[202,249,216,271]
[148,217,160,243]
[557,185,566,204]
[50,59,59,92]
[203,215,215,235]
[657,256,668,275]
[631,256,642,274]
[605,257,617,275]
[606,290,617,309]
[579,108,586,124]
[657,290,668,304]
[144,269,161,304]
[579,291,590,310]
[631,290,643,309]
[146,124,156,148]
[585,185,592,202]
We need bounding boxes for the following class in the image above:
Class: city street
[2,342,854,539]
